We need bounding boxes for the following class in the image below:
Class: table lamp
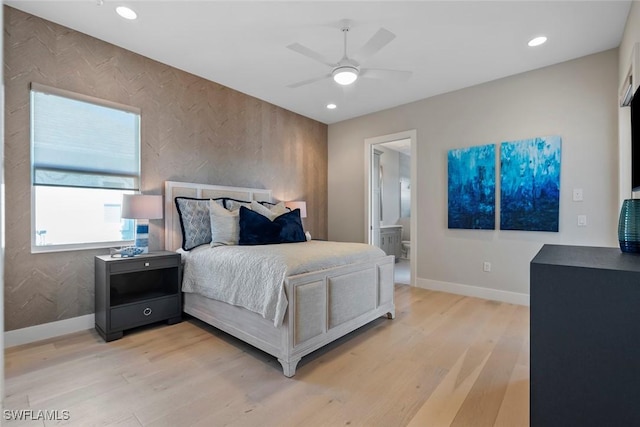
[121,194,163,254]
[284,201,307,218]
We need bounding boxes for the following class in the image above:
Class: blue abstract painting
[500,136,562,232]
[448,144,496,229]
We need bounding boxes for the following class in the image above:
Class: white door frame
[364,129,417,286]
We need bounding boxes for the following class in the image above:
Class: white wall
[328,49,619,300]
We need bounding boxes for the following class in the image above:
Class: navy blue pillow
[275,209,306,243]
[239,206,305,245]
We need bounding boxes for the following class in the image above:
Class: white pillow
[250,201,289,220]
[209,199,240,246]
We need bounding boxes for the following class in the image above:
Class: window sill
[31,240,134,254]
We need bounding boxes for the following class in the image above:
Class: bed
[164,181,395,377]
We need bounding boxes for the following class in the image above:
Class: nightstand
[95,251,182,342]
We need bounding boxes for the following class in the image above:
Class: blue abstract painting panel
[500,136,562,232]
[448,144,496,230]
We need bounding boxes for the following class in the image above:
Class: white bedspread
[180,241,386,327]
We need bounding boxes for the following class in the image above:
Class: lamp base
[134,221,149,254]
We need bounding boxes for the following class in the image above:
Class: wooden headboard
[164,181,272,251]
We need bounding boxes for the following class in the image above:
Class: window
[30,83,140,252]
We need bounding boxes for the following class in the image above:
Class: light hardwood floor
[4,286,529,427]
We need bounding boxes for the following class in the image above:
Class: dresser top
[532,244,640,273]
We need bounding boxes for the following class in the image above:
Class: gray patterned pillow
[175,197,223,250]
[225,199,252,211]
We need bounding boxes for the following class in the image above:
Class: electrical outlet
[483,261,491,272]
[573,188,584,202]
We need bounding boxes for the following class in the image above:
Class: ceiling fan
[286,20,412,88]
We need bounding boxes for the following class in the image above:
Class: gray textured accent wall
[3,6,328,331]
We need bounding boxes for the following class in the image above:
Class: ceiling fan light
[333,66,359,85]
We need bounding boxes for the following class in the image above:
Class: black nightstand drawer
[110,295,180,331]
[109,256,179,274]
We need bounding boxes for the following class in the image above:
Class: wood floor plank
[493,305,530,427]
[449,304,527,427]
[4,286,530,427]
[105,416,144,427]
[406,350,491,427]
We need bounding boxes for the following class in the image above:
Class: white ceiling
[7,1,632,125]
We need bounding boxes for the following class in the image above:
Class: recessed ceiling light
[116,6,137,20]
[528,36,547,47]
[326,103,337,110]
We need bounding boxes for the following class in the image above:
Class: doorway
[364,130,417,286]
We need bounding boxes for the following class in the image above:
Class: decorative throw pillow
[224,198,252,211]
[274,209,306,243]
[250,200,289,220]
[239,206,305,245]
[175,197,224,251]
[209,200,240,246]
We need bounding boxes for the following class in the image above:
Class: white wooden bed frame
[165,181,395,377]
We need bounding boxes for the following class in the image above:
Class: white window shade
[31,83,140,190]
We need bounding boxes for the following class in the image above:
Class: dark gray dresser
[95,251,182,341]
[530,244,640,427]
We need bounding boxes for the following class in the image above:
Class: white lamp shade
[121,194,163,219]
[285,201,307,218]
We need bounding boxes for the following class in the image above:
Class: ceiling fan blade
[360,68,412,81]
[287,43,336,67]
[287,74,332,89]
[352,28,396,63]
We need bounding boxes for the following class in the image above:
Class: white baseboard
[416,278,530,306]
[4,314,95,348]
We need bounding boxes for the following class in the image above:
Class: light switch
[573,188,584,202]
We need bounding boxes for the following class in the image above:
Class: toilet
[396,217,411,260]
[401,240,411,260]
